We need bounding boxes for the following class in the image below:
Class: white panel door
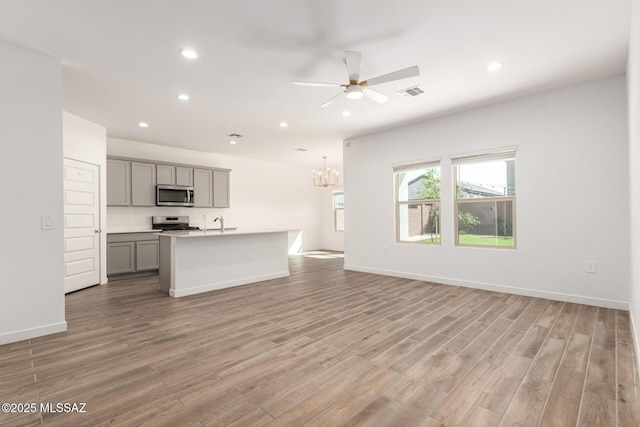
[64,158,100,293]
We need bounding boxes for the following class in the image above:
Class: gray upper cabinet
[131,162,156,206]
[107,159,131,206]
[156,164,175,185]
[213,170,230,208]
[157,165,193,187]
[176,167,193,187]
[193,168,213,207]
[107,157,230,208]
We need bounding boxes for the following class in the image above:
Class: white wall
[628,0,640,370]
[63,112,108,284]
[0,42,66,344]
[344,75,629,309]
[107,138,325,252]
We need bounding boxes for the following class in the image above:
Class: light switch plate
[41,215,54,230]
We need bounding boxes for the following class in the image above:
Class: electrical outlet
[382,246,388,256]
[585,260,596,274]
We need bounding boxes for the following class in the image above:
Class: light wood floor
[1,252,639,426]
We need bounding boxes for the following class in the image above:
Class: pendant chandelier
[313,156,339,187]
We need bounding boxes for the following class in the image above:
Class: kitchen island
[158,229,290,297]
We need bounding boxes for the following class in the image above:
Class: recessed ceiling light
[138,122,149,128]
[179,49,198,59]
[487,62,502,71]
[342,111,351,117]
[177,94,190,101]
[279,122,288,127]
[229,140,237,145]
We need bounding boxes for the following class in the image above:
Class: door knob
[94,229,101,233]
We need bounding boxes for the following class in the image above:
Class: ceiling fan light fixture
[179,49,198,59]
[345,85,364,100]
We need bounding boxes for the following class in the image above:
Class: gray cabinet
[176,167,193,186]
[136,241,159,271]
[107,159,131,206]
[107,233,159,277]
[156,164,175,185]
[107,242,135,275]
[107,157,230,208]
[213,170,230,208]
[193,168,213,207]
[157,165,193,187]
[131,162,156,206]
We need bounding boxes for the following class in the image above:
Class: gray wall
[0,42,66,343]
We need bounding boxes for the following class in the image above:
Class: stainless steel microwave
[156,185,194,207]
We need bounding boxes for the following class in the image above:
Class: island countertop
[156,229,290,238]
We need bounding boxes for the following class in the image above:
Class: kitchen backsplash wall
[107,206,232,231]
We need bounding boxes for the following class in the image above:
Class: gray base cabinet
[136,240,159,270]
[107,233,159,277]
[107,242,135,275]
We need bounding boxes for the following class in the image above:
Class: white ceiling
[0,0,631,168]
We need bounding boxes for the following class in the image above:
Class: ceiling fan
[293,50,419,108]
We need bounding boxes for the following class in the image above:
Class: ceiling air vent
[397,85,425,98]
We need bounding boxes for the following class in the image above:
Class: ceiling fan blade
[320,91,344,108]
[363,65,420,87]
[293,81,342,87]
[363,88,389,104]
[345,50,361,83]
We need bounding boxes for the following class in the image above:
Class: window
[452,150,516,248]
[394,161,441,244]
[333,192,344,231]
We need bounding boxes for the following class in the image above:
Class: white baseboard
[0,321,67,345]
[170,271,290,298]
[344,264,628,310]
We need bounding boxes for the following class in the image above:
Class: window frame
[394,160,442,245]
[333,191,344,232]
[452,150,516,249]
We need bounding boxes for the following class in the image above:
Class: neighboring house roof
[407,174,506,200]
[458,183,505,197]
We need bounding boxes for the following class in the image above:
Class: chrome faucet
[213,215,224,232]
